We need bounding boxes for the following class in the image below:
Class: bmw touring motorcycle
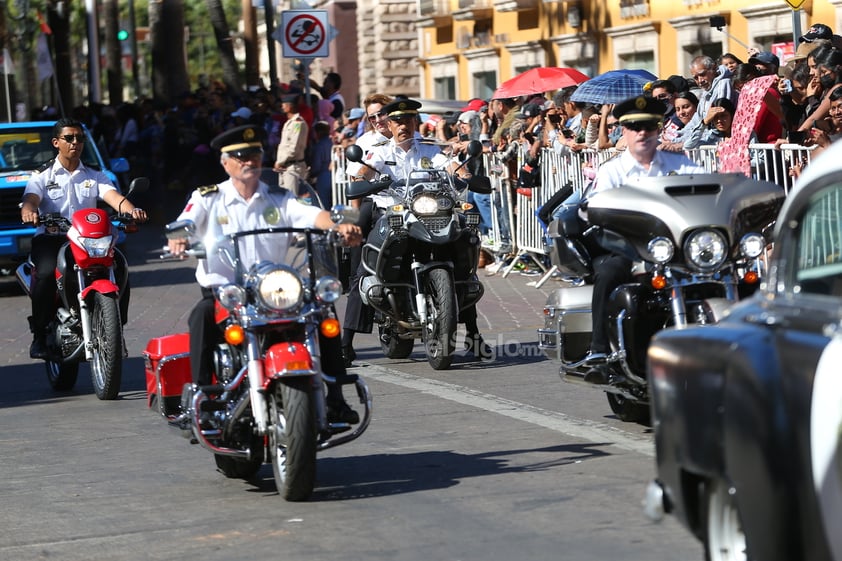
[538,173,785,422]
[343,140,492,370]
[145,212,371,501]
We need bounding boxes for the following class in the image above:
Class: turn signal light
[320,317,341,338]
[224,324,245,345]
[461,202,474,211]
[743,270,759,284]
[651,275,667,290]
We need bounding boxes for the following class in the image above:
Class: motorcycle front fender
[80,279,120,299]
[262,341,315,390]
[407,219,460,244]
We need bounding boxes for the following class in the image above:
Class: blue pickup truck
[0,121,128,274]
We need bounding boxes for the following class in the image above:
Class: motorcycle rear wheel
[606,393,650,425]
[45,359,79,391]
[379,324,414,359]
[704,478,751,561]
[423,268,456,370]
[90,292,122,400]
[270,379,317,501]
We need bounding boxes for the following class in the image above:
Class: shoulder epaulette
[197,184,219,196]
[35,158,55,173]
[372,140,388,147]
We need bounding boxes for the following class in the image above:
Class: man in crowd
[274,93,309,193]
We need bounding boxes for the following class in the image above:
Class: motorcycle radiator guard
[143,333,192,418]
[540,285,593,363]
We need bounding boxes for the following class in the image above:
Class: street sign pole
[792,10,802,47]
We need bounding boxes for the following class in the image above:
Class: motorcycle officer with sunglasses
[580,96,704,385]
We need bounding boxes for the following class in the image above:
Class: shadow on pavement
[241,442,612,500]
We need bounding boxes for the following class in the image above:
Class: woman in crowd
[659,91,698,151]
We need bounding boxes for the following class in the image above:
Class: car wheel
[704,478,751,561]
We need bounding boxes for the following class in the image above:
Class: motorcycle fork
[411,261,427,323]
[302,324,328,432]
[75,266,94,360]
[244,331,270,435]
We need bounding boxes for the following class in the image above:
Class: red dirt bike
[144,212,372,501]
[16,177,148,399]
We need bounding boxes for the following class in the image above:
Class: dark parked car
[644,142,842,561]
[0,121,128,274]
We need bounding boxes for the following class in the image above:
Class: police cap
[210,125,266,158]
[382,98,422,119]
[612,95,666,124]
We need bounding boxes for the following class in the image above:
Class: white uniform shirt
[364,137,451,207]
[176,179,322,287]
[345,130,388,179]
[24,159,118,236]
[590,149,705,194]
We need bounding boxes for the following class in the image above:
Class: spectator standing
[274,93,309,193]
[684,55,738,145]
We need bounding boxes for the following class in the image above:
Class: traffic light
[117,29,129,41]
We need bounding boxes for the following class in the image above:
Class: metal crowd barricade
[329,139,816,288]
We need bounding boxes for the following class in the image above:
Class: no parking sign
[275,10,330,59]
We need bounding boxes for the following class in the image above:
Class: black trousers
[589,254,632,354]
[30,234,130,335]
[343,200,377,335]
[188,287,347,400]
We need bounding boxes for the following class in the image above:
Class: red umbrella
[492,67,589,99]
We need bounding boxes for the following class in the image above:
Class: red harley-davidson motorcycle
[145,214,372,501]
[16,177,148,399]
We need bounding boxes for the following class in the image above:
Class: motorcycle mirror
[330,205,361,225]
[344,145,364,163]
[127,177,150,195]
[164,219,196,240]
[466,140,484,158]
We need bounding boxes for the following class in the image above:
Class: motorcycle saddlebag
[143,333,192,417]
[543,285,593,363]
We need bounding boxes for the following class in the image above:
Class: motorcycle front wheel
[90,292,123,400]
[423,268,456,370]
[270,379,317,501]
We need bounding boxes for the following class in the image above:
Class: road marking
[360,364,654,457]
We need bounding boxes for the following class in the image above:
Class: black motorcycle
[343,140,492,369]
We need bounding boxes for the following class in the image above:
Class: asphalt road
[0,223,703,561]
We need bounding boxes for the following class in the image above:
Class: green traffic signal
[117,29,129,41]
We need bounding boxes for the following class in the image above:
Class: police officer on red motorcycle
[167,124,364,423]
[20,118,147,360]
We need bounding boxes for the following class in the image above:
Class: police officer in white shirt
[21,118,147,359]
[342,99,492,363]
[167,125,363,423]
[583,96,704,385]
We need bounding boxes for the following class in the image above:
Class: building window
[619,51,655,75]
[605,22,658,74]
[464,47,500,100]
[435,76,456,100]
[472,71,497,100]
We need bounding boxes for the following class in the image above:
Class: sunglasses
[654,94,672,101]
[60,134,86,143]
[390,114,416,124]
[367,113,386,122]
[623,121,660,132]
[229,149,263,161]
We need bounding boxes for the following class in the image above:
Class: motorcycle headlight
[412,195,439,215]
[80,235,113,258]
[740,233,765,259]
[314,276,342,303]
[217,284,246,310]
[647,237,674,264]
[684,229,728,272]
[256,266,303,312]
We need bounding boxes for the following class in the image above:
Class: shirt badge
[420,157,432,169]
[217,215,229,225]
[263,206,280,225]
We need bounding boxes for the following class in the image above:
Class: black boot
[341,345,357,368]
[29,332,47,360]
[465,332,493,361]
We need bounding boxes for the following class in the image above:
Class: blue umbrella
[570,69,658,105]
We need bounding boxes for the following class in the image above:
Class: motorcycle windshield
[211,228,337,283]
